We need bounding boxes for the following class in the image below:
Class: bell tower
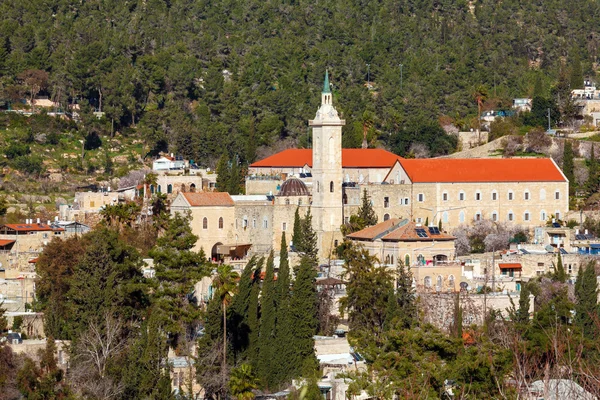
[309,71,345,259]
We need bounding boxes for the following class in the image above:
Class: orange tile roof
[1,223,61,232]
[250,148,401,168]
[498,263,522,270]
[399,158,566,183]
[182,192,234,207]
[0,239,15,247]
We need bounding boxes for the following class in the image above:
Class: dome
[278,177,310,196]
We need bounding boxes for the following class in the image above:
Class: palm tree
[472,85,488,144]
[229,364,259,399]
[212,264,239,371]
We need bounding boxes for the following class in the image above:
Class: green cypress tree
[553,254,567,283]
[563,141,575,195]
[574,261,599,339]
[289,255,319,378]
[570,51,583,89]
[247,257,264,367]
[215,153,230,192]
[533,74,544,98]
[587,144,598,194]
[357,189,378,227]
[300,208,318,267]
[257,251,277,387]
[231,256,258,360]
[228,154,241,195]
[292,207,303,252]
[273,233,293,385]
[516,283,531,325]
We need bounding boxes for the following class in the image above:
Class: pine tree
[574,261,599,339]
[292,207,303,252]
[357,188,377,228]
[553,254,567,283]
[216,153,230,192]
[228,154,242,195]
[563,141,575,195]
[570,51,583,89]
[587,144,598,194]
[289,255,319,378]
[533,74,544,98]
[257,251,277,387]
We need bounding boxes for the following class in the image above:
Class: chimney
[585,229,589,235]
[37,218,40,224]
[47,220,50,225]
[54,216,59,221]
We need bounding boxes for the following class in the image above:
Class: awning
[590,244,600,249]
[216,244,252,257]
[499,263,522,270]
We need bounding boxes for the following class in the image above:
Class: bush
[11,155,43,175]
[4,143,30,159]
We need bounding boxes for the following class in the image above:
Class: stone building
[175,72,569,263]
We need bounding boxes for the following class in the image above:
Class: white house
[152,155,185,171]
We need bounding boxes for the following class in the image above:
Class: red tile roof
[250,148,401,168]
[498,263,522,270]
[0,239,15,247]
[182,192,234,207]
[399,158,566,183]
[1,223,61,232]
[346,218,403,240]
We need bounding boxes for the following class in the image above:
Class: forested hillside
[0,0,599,165]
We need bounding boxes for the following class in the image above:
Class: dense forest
[0,0,599,166]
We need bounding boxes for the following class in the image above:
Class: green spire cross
[322,70,331,94]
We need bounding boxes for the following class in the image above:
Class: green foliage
[385,260,417,330]
[4,142,30,159]
[272,233,293,385]
[149,212,209,345]
[587,144,599,194]
[563,140,575,194]
[289,256,319,377]
[521,96,560,128]
[293,208,318,267]
[516,283,531,325]
[574,261,599,340]
[257,251,277,388]
[553,254,567,283]
[342,189,378,236]
[229,364,259,400]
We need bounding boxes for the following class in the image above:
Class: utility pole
[547,107,551,132]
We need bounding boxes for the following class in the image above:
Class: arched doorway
[190,183,196,193]
[433,254,448,265]
[211,242,223,262]
[167,184,173,194]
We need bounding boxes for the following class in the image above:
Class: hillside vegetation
[0,0,599,167]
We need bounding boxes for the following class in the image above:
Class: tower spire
[322,70,331,94]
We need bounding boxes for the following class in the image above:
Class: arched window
[491,211,498,222]
[491,190,498,201]
[167,184,173,194]
[540,189,546,200]
[448,274,455,289]
[157,185,161,193]
[405,254,410,266]
[285,199,290,205]
[459,211,465,223]
[218,217,223,229]
[524,190,530,200]
[202,217,208,229]
[442,212,449,223]
[436,275,443,291]
[190,183,196,193]
[330,181,334,193]
[385,255,390,264]
[459,191,465,201]
[383,213,390,221]
[475,190,482,201]
[508,190,514,201]
[390,255,394,264]
[298,198,302,205]
[524,211,530,221]
[424,276,432,288]
[150,185,155,194]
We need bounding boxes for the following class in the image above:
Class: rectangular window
[459,193,465,201]
[263,219,268,228]
[525,192,530,200]
[508,192,513,200]
[492,213,497,222]
[384,197,389,208]
[404,197,410,205]
[555,191,560,200]
[492,192,497,201]
[555,212,561,220]
[524,213,530,221]
[418,193,424,202]
[537,262,544,267]
[475,193,481,201]
[443,193,448,201]
[416,218,422,224]
[252,219,256,228]
[282,222,287,231]
[90,201,95,208]
[508,213,514,221]
[344,217,349,224]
